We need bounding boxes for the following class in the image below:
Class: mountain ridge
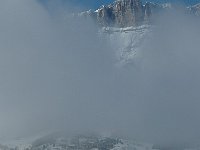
[78,0,200,27]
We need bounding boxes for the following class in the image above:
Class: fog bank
[1,0,200,148]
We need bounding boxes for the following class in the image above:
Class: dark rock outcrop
[93,0,168,27]
[97,0,144,27]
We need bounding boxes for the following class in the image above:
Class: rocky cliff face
[95,0,167,27]
[97,0,144,27]
[77,0,170,27]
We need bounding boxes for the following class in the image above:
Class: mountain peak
[79,0,200,27]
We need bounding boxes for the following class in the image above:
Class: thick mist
[137,11,200,146]
[0,0,114,137]
[0,0,140,138]
[1,0,200,148]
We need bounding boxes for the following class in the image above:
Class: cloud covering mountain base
[1,0,200,148]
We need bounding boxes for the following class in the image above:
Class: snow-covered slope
[1,134,200,150]
[0,135,158,150]
[100,25,152,66]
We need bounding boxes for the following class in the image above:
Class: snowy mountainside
[2,134,200,150]
[100,25,152,66]
[0,135,159,150]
